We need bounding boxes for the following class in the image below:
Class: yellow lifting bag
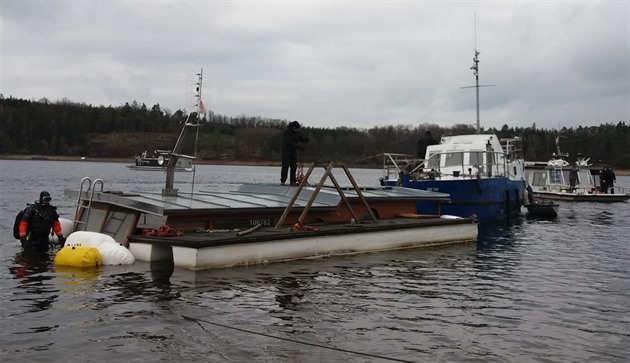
[54,246,103,268]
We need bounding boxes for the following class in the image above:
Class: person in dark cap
[600,166,616,194]
[18,191,65,253]
[281,120,309,185]
[417,130,438,159]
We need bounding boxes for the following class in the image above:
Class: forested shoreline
[1,96,628,169]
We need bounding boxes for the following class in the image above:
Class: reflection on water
[593,209,616,226]
[9,251,57,314]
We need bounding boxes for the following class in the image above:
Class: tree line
[1,95,628,169]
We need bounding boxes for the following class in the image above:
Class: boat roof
[65,183,451,217]
[441,133,497,143]
[431,133,504,152]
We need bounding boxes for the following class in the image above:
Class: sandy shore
[2,154,629,175]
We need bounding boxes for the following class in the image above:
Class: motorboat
[379,50,526,221]
[380,134,526,222]
[525,138,629,202]
[127,149,193,172]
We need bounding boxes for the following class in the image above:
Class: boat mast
[189,68,204,196]
[472,50,481,134]
[162,69,203,196]
[461,14,495,134]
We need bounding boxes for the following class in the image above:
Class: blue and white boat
[380,134,525,222]
[380,50,526,221]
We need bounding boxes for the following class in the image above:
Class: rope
[296,150,305,185]
[182,315,417,363]
[194,227,240,233]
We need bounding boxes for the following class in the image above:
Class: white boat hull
[532,191,629,202]
[127,165,192,172]
[130,222,477,270]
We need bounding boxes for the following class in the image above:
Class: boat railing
[608,185,630,195]
[382,151,516,182]
[72,177,104,232]
[500,137,525,162]
[382,153,424,181]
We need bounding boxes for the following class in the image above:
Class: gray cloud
[1,1,627,130]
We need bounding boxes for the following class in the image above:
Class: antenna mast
[196,68,203,120]
[162,69,203,197]
[461,13,496,134]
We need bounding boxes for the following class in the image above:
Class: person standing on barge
[281,121,309,186]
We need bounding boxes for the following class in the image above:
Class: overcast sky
[1,1,628,130]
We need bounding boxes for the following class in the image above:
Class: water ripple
[0,161,629,362]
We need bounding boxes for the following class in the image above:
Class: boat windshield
[444,152,463,167]
[549,168,563,184]
[422,150,508,177]
[382,147,519,182]
[426,152,439,169]
[577,170,594,186]
[469,152,483,166]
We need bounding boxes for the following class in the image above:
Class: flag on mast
[198,99,207,114]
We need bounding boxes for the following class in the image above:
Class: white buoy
[63,231,135,265]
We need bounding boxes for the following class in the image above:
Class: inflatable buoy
[54,246,103,268]
[65,231,135,265]
[440,215,463,219]
[59,217,74,236]
[48,217,75,244]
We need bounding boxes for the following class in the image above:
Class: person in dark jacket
[19,191,65,253]
[281,121,309,185]
[417,130,438,159]
[600,167,616,194]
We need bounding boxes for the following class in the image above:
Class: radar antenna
[461,13,496,134]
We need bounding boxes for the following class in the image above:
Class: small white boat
[127,149,193,172]
[525,138,629,202]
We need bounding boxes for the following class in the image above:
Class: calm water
[0,160,628,362]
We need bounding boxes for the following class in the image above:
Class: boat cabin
[383,134,525,182]
[526,164,596,194]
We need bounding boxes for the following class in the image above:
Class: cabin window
[445,152,463,167]
[469,152,483,166]
[549,169,563,183]
[562,170,571,183]
[578,170,593,185]
[532,171,546,186]
[426,152,439,168]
